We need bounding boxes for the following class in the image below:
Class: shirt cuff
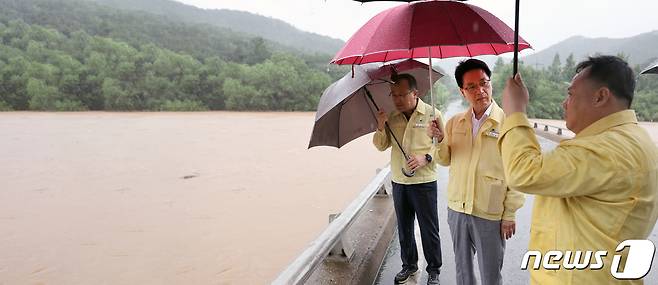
[502,211,516,222]
[501,112,532,136]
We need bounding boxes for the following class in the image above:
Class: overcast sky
[175,0,658,54]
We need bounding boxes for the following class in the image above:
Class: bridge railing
[272,165,392,285]
[532,121,566,136]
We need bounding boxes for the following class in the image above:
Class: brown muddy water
[0,111,388,284]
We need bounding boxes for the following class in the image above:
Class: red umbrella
[334,0,531,136]
[347,0,526,74]
[333,0,531,65]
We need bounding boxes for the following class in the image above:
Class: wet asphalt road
[374,113,658,284]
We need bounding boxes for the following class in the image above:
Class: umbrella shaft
[513,0,520,75]
[428,47,436,145]
[364,87,410,159]
[385,122,409,159]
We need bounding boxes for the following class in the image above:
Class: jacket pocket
[528,223,559,281]
[477,173,506,215]
[450,130,468,152]
[447,167,462,202]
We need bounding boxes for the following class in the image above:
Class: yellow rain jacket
[434,101,524,221]
[498,110,658,284]
[373,98,443,184]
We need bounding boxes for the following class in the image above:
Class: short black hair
[454,58,492,88]
[576,55,635,107]
[391,73,418,90]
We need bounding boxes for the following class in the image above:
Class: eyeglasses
[463,80,491,93]
[389,90,415,98]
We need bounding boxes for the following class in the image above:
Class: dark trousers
[392,181,442,273]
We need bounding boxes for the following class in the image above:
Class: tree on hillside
[0,15,339,112]
[548,54,562,82]
[563,53,576,82]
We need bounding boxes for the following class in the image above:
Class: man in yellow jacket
[427,59,525,285]
[500,55,658,284]
[373,73,443,285]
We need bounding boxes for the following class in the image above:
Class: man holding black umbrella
[373,73,444,285]
[500,55,658,284]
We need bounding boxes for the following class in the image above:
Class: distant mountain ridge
[85,0,345,55]
[0,0,295,63]
[522,31,658,68]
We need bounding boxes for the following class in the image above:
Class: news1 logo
[521,240,656,280]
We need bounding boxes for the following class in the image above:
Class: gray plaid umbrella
[309,59,443,149]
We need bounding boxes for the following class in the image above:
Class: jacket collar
[392,97,429,117]
[458,100,504,125]
[575,110,638,138]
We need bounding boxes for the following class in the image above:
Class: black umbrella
[641,61,658,74]
[309,59,444,177]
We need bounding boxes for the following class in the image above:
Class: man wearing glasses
[427,59,524,285]
[374,73,444,285]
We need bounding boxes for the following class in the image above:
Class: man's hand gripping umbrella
[366,87,417,177]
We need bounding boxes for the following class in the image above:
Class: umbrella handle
[402,168,416,177]
[402,154,416,177]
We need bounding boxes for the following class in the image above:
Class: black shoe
[394,267,418,284]
[427,271,439,285]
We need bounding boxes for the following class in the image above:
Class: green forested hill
[0,0,340,111]
[84,0,345,55]
[0,0,297,63]
[522,31,658,68]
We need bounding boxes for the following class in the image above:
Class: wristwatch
[425,153,433,163]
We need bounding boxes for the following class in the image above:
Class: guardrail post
[557,128,563,135]
[375,168,391,196]
[327,213,355,262]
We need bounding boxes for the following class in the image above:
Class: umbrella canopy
[332,0,531,65]
[354,0,467,3]
[355,0,421,2]
[641,61,658,74]
[309,59,443,148]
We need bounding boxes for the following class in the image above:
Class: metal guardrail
[272,165,392,285]
[532,121,565,136]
